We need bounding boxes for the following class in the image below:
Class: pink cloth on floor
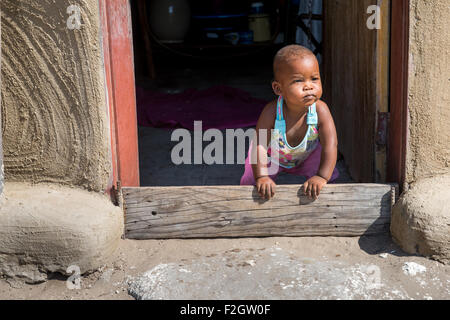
[136,85,268,130]
[240,141,339,185]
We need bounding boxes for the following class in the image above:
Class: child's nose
[303,82,314,91]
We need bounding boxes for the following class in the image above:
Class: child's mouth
[304,94,315,101]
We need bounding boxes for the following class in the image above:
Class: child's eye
[294,79,304,83]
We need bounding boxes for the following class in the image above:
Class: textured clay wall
[406,0,450,185]
[1,0,111,191]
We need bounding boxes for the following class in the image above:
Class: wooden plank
[123,184,397,239]
[136,0,156,79]
[387,0,409,190]
[0,10,3,197]
[323,0,390,183]
[101,0,140,188]
[375,0,391,183]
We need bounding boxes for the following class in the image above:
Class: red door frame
[387,0,410,190]
[100,0,140,195]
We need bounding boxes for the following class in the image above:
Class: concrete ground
[0,235,448,300]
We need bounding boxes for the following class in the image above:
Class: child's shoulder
[256,100,277,129]
[260,99,278,118]
[315,99,329,111]
[264,99,278,111]
[315,99,332,116]
[315,99,334,126]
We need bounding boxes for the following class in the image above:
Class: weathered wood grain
[323,0,391,183]
[123,184,397,239]
[387,0,410,188]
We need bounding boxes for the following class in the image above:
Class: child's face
[272,55,323,108]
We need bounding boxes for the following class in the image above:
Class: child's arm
[303,100,338,200]
[252,101,277,199]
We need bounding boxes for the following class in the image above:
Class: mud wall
[406,0,450,185]
[1,0,111,191]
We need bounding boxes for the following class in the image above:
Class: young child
[240,45,339,200]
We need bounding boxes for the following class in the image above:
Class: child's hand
[303,176,328,200]
[256,176,276,200]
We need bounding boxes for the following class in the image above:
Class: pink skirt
[240,141,339,185]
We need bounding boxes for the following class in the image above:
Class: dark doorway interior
[130,0,353,186]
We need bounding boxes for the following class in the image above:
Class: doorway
[102,0,408,190]
[100,0,407,239]
[129,0,375,187]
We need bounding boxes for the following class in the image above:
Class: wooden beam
[387,0,410,190]
[375,0,391,183]
[0,8,2,197]
[123,184,397,239]
[101,0,140,188]
[323,0,391,183]
[136,0,156,79]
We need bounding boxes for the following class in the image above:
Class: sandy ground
[0,235,448,300]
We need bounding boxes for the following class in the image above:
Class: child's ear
[272,81,282,96]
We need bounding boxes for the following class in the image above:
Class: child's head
[272,45,322,107]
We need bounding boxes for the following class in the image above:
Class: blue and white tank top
[268,96,320,169]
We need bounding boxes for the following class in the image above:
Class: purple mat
[136,85,269,130]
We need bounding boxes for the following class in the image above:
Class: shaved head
[273,45,316,80]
